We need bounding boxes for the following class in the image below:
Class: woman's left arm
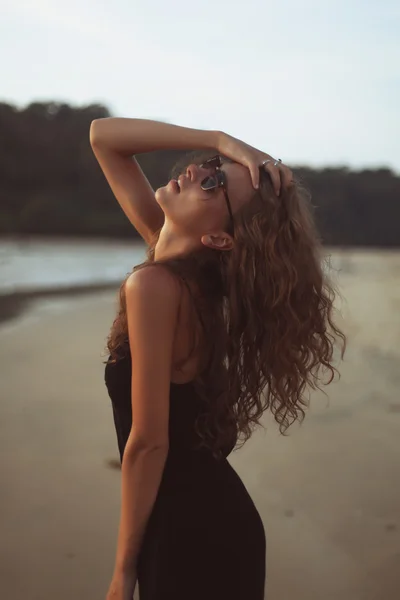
[106,266,181,600]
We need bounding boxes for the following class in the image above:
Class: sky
[1,0,399,172]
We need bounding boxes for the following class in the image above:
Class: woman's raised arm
[89,118,220,244]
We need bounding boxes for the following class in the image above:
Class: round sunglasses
[199,155,235,235]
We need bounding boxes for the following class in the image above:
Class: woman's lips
[169,179,180,193]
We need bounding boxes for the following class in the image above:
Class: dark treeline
[0,101,399,246]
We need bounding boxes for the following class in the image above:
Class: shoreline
[2,246,399,327]
[2,232,400,250]
[0,281,120,325]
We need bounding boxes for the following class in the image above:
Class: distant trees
[0,101,399,246]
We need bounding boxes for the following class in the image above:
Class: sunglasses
[199,155,235,235]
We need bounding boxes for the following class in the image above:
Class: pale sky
[1,0,399,172]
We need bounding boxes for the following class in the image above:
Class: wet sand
[0,249,399,600]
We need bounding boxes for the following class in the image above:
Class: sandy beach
[1,249,399,600]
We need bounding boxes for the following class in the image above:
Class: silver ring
[274,159,282,167]
[261,159,271,167]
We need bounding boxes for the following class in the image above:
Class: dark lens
[214,155,222,167]
[201,175,217,191]
[201,156,220,170]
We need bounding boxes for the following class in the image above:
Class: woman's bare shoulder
[125,265,182,305]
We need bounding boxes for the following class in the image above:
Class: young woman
[90,118,346,600]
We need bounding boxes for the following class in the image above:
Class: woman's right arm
[89,118,221,245]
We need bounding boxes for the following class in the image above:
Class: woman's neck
[154,221,200,261]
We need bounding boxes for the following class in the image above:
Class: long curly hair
[105,151,346,460]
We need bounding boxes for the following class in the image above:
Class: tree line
[0,101,399,246]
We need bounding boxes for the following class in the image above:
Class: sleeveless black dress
[105,350,266,599]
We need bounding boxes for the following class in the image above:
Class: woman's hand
[106,568,137,600]
[217,131,293,196]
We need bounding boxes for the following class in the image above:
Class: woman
[90,118,346,600]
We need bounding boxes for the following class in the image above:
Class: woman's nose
[186,163,202,182]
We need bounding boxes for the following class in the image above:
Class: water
[0,237,147,295]
[1,236,399,297]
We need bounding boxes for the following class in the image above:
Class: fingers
[261,161,293,196]
[281,165,294,190]
[263,162,281,196]
[249,164,260,189]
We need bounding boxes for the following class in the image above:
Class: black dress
[105,350,266,600]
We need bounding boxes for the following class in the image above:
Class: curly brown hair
[105,152,346,460]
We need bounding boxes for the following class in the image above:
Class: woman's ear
[201,232,234,251]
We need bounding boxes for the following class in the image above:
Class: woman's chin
[155,184,176,207]
[155,186,167,205]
